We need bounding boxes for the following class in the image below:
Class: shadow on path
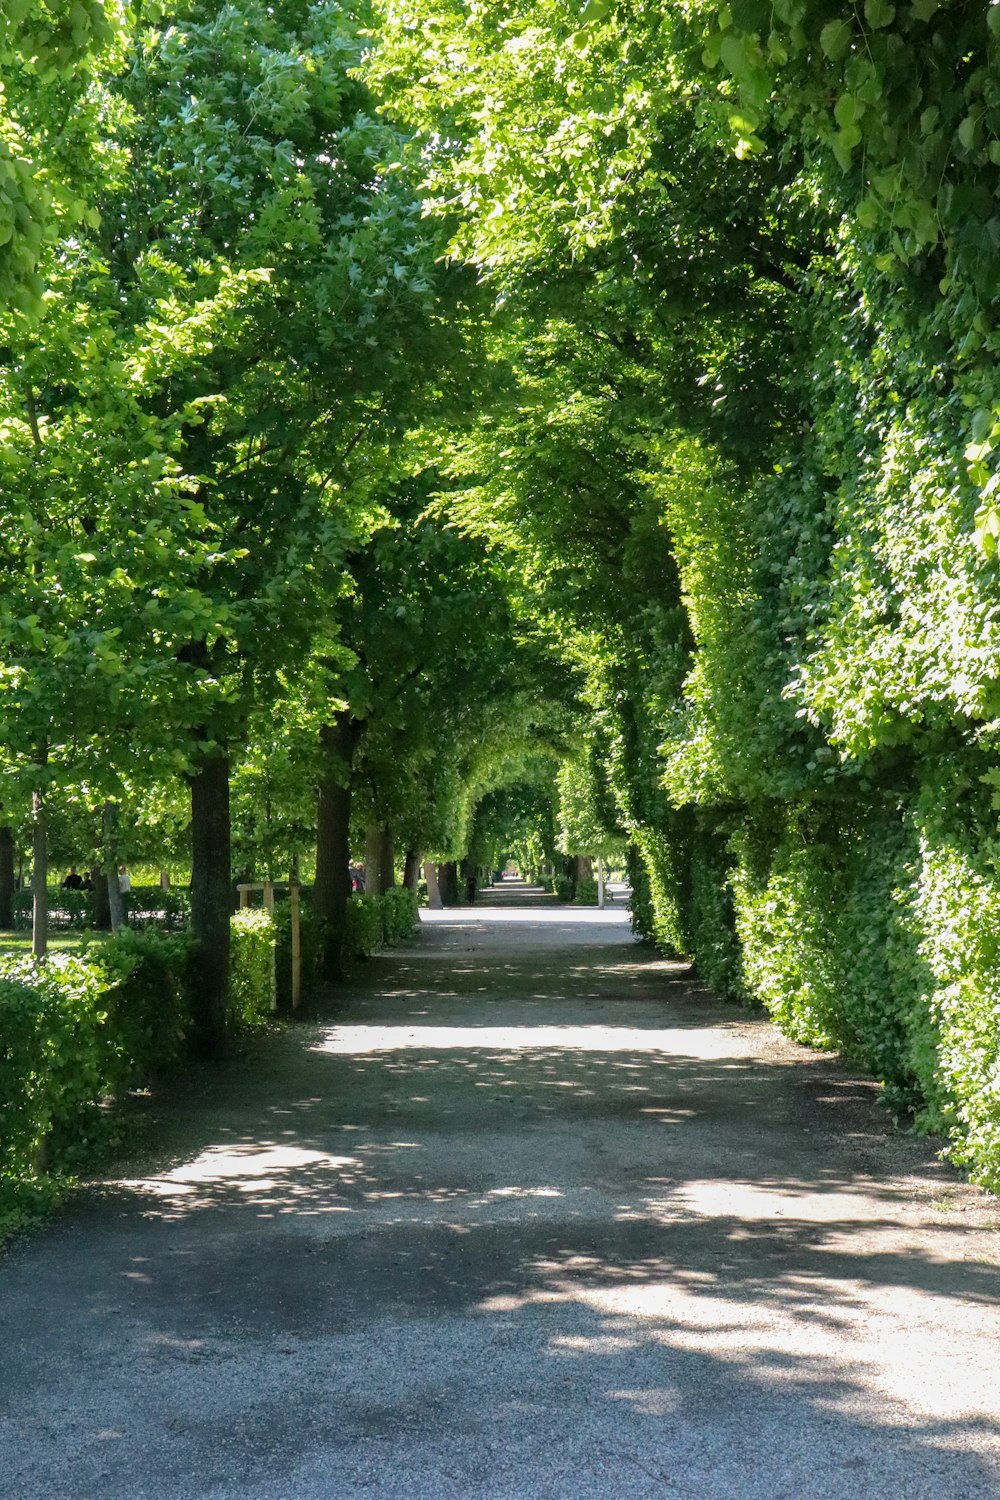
[1,906,998,1499]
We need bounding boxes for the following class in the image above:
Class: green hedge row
[631,790,1000,1194]
[1,890,422,1236]
[0,931,196,1233]
[344,886,419,960]
[0,911,279,1236]
[12,886,191,931]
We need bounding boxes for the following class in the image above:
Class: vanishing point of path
[3,892,1000,1499]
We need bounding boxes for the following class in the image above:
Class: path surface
[2,894,1000,1499]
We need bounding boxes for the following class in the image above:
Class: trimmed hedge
[229,909,276,1032]
[661,788,1000,1193]
[378,886,419,946]
[344,894,382,962]
[0,888,424,1237]
[90,928,195,1085]
[0,931,196,1235]
[12,885,191,932]
[344,888,419,964]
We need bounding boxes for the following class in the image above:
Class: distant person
[118,864,131,922]
[61,866,84,890]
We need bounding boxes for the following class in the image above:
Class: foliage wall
[369,0,1000,1189]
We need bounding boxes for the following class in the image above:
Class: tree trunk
[423,860,443,909]
[92,869,111,929]
[438,860,459,906]
[460,856,477,904]
[364,824,395,895]
[0,824,14,929]
[402,848,421,892]
[381,827,395,889]
[189,752,232,1054]
[103,800,124,934]
[31,788,47,959]
[314,713,361,980]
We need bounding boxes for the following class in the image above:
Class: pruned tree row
[367,0,1000,1190]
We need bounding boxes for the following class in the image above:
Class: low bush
[125,886,191,932]
[0,956,115,1196]
[13,887,93,931]
[12,884,191,932]
[344,895,382,962]
[89,928,195,1084]
[228,909,276,1031]
[0,932,196,1237]
[573,876,598,905]
[553,874,574,902]
[379,886,419,945]
[272,895,324,1008]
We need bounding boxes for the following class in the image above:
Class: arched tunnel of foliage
[2,0,1000,1193]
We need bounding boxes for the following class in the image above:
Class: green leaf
[965,440,994,463]
[856,195,880,229]
[834,93,864,128]
[863,0,895,28]
[958,114,981,152]
[819,19,853,58]
[720,33,750,75]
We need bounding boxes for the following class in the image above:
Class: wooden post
[289,875,301,1011]
[31,786,47,960]
[160,870,170,890]
[597,855,605,909]
[239,885,250,909]
[263,880,276,1010]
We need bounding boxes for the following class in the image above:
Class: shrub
[12,884,191,932]
[125,886,190,932]
[553,873,574,902]
[0,933,198,1220]
[13,887,94,931]
[907,814,1000,1190]
[379,886,419,945]
[272,895,323,1008]
[0,955,116,1199]
[344,895,382,962]
[228,909,276,1031]
[88,929,195,1084]
[573,876,598,905]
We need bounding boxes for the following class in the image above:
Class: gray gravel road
[2,896,999,1499]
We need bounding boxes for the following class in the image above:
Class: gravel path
[2,896,999,1499]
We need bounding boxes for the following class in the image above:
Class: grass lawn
[0,932,99,956]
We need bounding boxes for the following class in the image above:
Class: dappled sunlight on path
[2,903,999,1498]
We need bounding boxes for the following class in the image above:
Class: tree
[0,0,446,1040]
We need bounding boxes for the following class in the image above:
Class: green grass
[0,932,96,956]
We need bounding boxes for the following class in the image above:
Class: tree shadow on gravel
[4,943,999,1500]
